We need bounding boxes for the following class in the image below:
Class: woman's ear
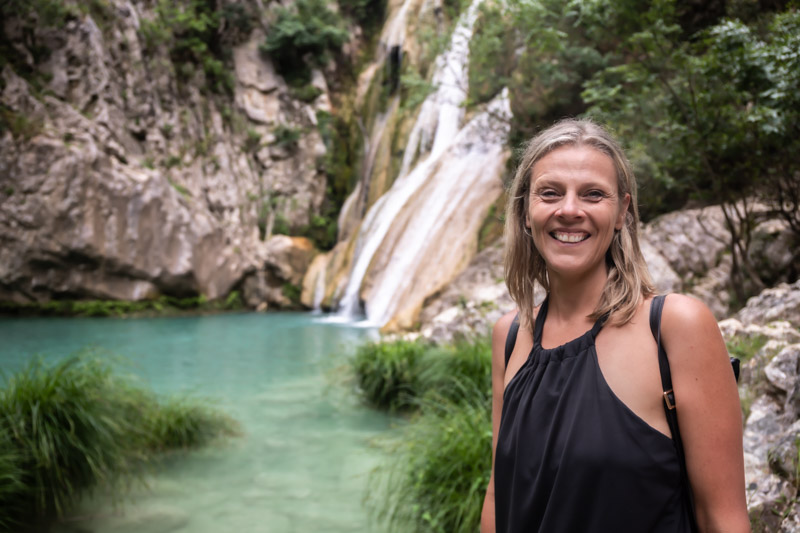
[525,213,531,229]
[616,193,631,230]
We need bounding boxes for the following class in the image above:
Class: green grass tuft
[351,339,427,411]
[352,335,494,532]
[0,353,238,530]
[370,384,492,533]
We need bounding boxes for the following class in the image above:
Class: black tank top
[494,299,692,532]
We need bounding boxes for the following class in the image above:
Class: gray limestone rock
[764,344,800,394]
[642,206,730,279]
[0,2,333,306]
[639,237,683,294]
[738,280,800,327]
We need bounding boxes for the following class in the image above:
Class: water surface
[0,312,390,533]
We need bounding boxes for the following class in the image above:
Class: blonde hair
[504,118,655,332]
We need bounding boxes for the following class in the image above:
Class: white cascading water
[337,0,506,323]
[364,91,510,326]
[311,261,327,312]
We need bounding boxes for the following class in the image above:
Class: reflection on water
[0,312,391,533]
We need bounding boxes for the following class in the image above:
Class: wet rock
[264,235,317,287]
[418,243,513,343]
[242,236,317,309]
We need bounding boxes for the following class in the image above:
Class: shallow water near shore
[0,312,391,533]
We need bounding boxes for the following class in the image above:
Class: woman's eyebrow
[532,178,614,190]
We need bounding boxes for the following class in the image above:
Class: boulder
[764,344,800,394]
[642,206,729,279]
[264,235,317,287]
[737,280,800,327]
[639,238,682,294]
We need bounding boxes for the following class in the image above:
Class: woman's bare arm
[481,310,517,533]
[662,294,751,532]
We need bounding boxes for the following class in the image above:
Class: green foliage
[243,128,262,153]
[298,214,338,250]
[0,294,244,318]
[583,5,800,296]
[467,4,515,105]
[355,336,493,532]
[272,213,291,236]
[141,396,236,452]
[372,390,492,533]
[351,339,428,411]
[261,0,349,84]
[168,177,190,197]
[726,334,768,361]
[140,0,234,94]
[281,283,302,305]
[399,70,435,113]
[338,0,387,31]
[416,338,492,406]
[290,84,324,103]
[0,105,43,141]
[272,124,301,149]
[352,335,493,412]
[0,354,237,529]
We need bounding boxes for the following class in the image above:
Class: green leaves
[261,0,349,84]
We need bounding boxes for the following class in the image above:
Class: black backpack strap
[504,313,520,369]
[649,295,699,532]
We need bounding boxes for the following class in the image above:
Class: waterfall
[311,260,327,313]
[337,0,509,326]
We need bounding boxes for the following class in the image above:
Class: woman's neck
[545,267,608,325]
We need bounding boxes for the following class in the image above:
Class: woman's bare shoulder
[660,293,726,364]
[661,293,718,333]
[492,310,519,345]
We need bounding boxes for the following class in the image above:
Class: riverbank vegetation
[0,353,238,531]
[0,292,244,318]
[351,337,492,532]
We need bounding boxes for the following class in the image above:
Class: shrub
[467,4,515,105]
[260,0,348,83]
[272,124,301,149]
[139,0,234,94]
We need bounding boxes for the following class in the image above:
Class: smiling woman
[481,119,750,533]
[525,145,630,288]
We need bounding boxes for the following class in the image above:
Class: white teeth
[552,232,588,243]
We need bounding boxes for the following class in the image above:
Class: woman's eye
[585,190,605,201]
[538,190,560,199]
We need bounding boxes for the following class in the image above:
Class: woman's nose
[556,192,582,218]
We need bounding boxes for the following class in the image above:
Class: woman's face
[526,145,630,282]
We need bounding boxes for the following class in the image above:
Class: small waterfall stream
[336,0,511,327]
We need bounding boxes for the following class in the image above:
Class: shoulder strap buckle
[663,389,676,410]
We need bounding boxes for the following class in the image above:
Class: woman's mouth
[550,231,590,243]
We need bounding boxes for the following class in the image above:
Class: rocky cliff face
[0,0,335,305]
